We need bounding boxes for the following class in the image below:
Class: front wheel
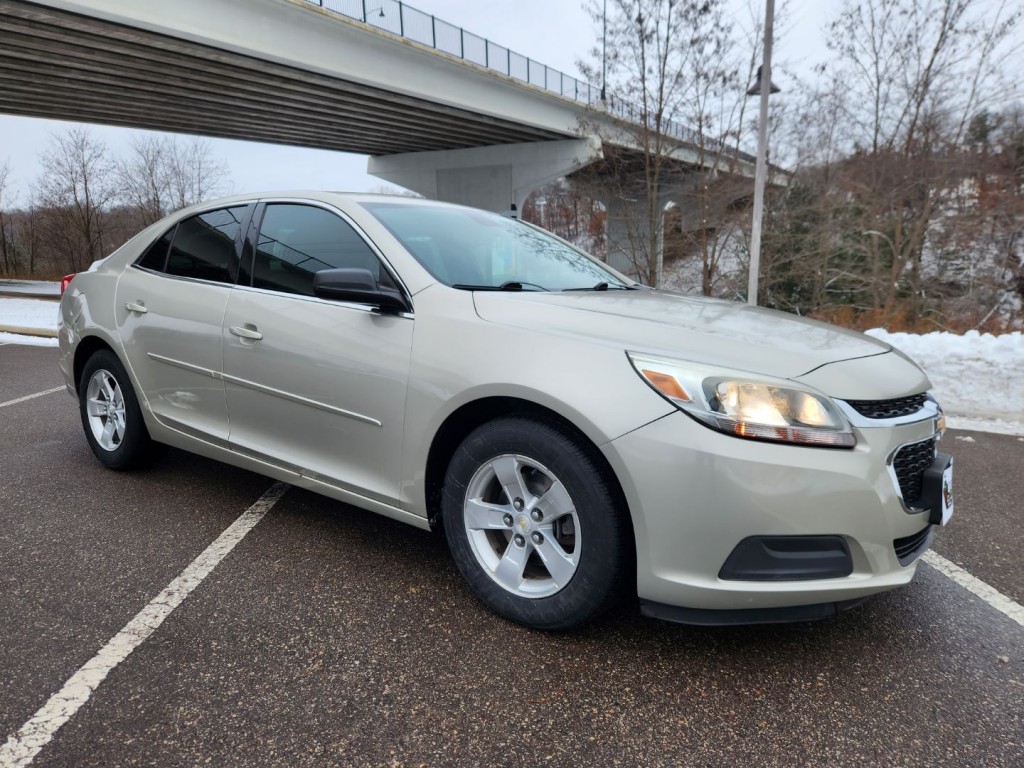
[79,349,162,470]
[442,416,630,631]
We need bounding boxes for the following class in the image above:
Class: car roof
[183,191,451,212]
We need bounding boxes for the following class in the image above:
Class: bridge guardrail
[305,0,755,163]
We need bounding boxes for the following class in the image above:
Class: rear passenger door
[221,201,413,506]
[116,205,251,445]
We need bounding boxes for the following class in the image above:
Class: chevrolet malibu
[58,192,954,630]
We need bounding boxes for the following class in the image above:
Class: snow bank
[0,298,60,331]
[0,297,60,348]
[865,329,1023,429]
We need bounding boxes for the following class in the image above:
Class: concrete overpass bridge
[0,0,766,273]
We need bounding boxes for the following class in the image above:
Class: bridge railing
[304,0,752,160]
[310,0,598,100]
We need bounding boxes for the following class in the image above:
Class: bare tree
[0,160,13,274]
[672,1,768,296]
[115,134,171,226]
[574,0,761,289]
[117,135,230,222]
[0,163,44,278]
[35,128,116,273]
[932,106,1024,328]
[165,137,229,211]
[778,0,1021,325]
[0,131,235,279]
[10,208,43,277]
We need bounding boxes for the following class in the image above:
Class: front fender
[398,287,674,516]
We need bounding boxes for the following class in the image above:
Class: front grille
[893,526,933,566]
[892,438,936,505]
[846,393,928,419]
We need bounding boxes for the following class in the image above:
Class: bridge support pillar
[368,138,603,215]
[602,194,675,284]
[593,176,704,285]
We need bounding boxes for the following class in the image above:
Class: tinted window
[252,204,384,296]
[166,206,247,284]
[136,226,175,272]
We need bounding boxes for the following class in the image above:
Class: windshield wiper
[452,281,548,292]
[562,282,638,292]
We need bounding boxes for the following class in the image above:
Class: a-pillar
[367,137,603,216]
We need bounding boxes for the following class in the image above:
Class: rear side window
[252,204,385,296]
[164,206,247,284]
[136,226,175,272]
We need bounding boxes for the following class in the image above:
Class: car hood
[472,289,892,380]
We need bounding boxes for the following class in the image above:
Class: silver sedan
[58,192,954,630]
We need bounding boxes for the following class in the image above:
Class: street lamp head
[862,229,897,252]
[746,65,781,96]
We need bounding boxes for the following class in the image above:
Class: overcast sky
[0,0,835,201]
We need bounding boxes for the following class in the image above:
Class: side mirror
[313,268,409,313]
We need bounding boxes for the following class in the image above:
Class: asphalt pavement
[1,344,1022,767]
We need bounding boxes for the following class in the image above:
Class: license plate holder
[921,453,954,526]
[938,461,954,525]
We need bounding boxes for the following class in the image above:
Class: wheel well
[73,336,116,392]
[424,397,634,551]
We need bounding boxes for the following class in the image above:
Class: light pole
[863,229,895,300]
[600,0,607,103]
[746,0,778,307]
[363,1,387,21]
[862,229,896,254]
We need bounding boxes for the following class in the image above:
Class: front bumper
[602,410,942,616]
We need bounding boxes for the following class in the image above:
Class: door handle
[229,324,263,341]
[125,301,148,314]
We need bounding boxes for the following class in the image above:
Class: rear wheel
[442,416,629,631]
[79,349,162,469]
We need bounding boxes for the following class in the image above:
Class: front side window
[164,206,247,284]
[362,202,628,291]
[251,204,387,296]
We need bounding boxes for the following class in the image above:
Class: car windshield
[361,202,630,291]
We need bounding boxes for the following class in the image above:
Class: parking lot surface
[2,344,1022,767]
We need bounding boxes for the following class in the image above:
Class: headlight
[628,352,856,448]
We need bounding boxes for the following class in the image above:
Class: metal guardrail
[304,0,754,162]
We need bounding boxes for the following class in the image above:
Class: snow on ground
[0,297,60,331]
[0,279,61,296]
[0,295,61,348]
[866,329,1023,435]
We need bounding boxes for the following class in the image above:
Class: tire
[442,415,629,631]
[78,349,163,470]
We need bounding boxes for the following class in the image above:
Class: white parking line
[0,482,290,768]
[923,551,1024,627]
[0,386,66,409]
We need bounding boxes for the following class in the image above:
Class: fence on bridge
[304,0,747,159]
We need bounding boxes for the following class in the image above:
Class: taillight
[60,274,76,295]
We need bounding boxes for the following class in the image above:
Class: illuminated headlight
[628,352,856,448]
